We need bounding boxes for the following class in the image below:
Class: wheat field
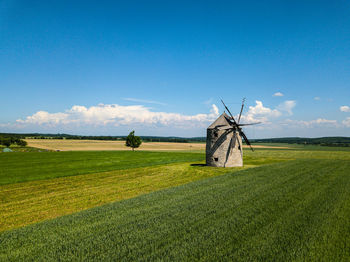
[25,139,288,151]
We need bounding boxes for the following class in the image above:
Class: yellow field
[0,162,244,231]
[25,139,289,151]
[25,139,205,151]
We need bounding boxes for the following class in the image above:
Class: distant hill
[251,137,350,147]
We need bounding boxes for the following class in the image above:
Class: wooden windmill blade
[208,128,234,155]
[206,98,260,167]
[237,98,245,124]
[224,131,238,165]
[238,122,261,126]
[220,99,239,127]
[221,98,257,152]
[216,126,235,131]
[239,130,254,152]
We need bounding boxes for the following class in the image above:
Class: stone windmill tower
[206,99,259,167]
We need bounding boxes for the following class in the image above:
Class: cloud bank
[241,100,281,123]
[283,118,338,128]
[16,103,220,129]
[239,100,295,124]
[14,100,295,129]
[3,100,348,137]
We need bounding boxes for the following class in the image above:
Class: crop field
[0,146,349,260]
[25,139,290,151]
[25,139,205,151]
[0,151,207,185]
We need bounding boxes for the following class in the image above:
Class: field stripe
[0,159,349,261]
[0,162,250,232]
[0,151,205,185]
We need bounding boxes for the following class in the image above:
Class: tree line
[251,137,350,147]
[2,133,350,147]
[0,136,27,147]
[0,133,206,143]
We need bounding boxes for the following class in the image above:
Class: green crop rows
[0,147,349,261]
[0,151,205,185]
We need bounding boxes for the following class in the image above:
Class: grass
[0,154,283,232]
[0,163,239,232]
[253,142,350,152]
[0,146,349,260]
[0,151,205,185]
[0,158,349,261]
[245,147,350,160]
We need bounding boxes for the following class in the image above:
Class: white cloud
[240,100,281,123]
[17,111,69,125]
[340,106,350,112]
[211,104,219,116]
[123,98,167,106]
[238,100,296,124]
[240,100,296,124]
[9,100,350,136]
[277,100,296,115]
[283,118,338,128]
[311,118,338,125]
[273,92,284,97]
[16,103,219,129]
[247,101,281,117]
[343,117,350,127]
[314,97,320,101]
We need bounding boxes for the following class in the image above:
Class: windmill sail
[237,98,245,124]
[206,99,260,167]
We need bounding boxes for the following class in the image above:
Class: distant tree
[0,137,28,147]
[2,139,11,147]
[125,131,142,151]
[17,139,27,147]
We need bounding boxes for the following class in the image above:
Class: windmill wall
[206,129,243,167]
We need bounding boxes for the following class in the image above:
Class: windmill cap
[207,112,232,129]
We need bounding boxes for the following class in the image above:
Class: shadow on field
[190,163,207,167]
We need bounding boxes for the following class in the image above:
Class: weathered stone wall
[206,129,243,167]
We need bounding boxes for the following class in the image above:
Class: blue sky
[1,0,350,137]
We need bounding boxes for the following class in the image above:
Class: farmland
[0,145,349,260]
[25,139,205,151]
[0,151,206,185]
[25,138,290,151]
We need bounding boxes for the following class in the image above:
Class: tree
[17,139,27,147]
[125,131,142,151]
[0,137,27,147]
[2,139,11,147]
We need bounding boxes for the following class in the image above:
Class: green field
[0,146,349,260]
[0,151,206,185]
[0,151,282,231]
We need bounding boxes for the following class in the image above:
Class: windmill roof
[208,112,232,129]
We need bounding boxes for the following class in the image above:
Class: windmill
[206,99,260,167]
